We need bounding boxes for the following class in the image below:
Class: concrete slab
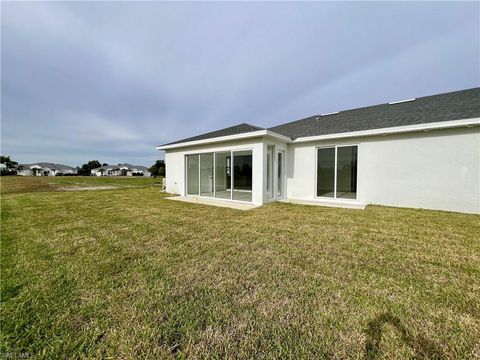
[279,198,366,210]
[166,196,261,210]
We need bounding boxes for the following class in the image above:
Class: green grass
[1,177,479,358]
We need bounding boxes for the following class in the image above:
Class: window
[316,146,357,199]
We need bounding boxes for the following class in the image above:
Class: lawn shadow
[364,312,444,359]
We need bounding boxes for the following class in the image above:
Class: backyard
[1,176,479,359]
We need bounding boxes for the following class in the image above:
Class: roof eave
[292,117,480,143]
[156,129,291,151]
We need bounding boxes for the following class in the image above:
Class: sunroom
[185,150,253,202]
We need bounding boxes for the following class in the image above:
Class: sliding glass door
[214,152,231,199]
[186,150,252,202]
[277,151,284,198]
[316,148,335,197]
[336,146,357,199]
[266,146,274,199]
[186,154,199,195]
[200,153,214,197]
[316,146,357,199]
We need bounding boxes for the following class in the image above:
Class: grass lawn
[1,176,479,358]
[0,175,161,195]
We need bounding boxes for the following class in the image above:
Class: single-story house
[157,88,480,214]
[16,162,77,176]
[91,163,151,177]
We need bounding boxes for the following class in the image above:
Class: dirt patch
[59,186,119,191]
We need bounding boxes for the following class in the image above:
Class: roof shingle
[160,87,480,147]
[269,88,480,139]
[160,123,264,146]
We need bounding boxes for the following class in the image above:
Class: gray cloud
[1,1,479,166]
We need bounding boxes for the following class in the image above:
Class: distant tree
[149,160,165,177]
[0,155,18,169]
[78,160,102,176]
[102,163,108,167]
[0,155,18,175]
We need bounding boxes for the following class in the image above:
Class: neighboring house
[16,163,77,176]
[157,88,480,214]
[91,163,151,177]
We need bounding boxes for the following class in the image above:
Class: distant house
[158,88,480,214]
[90,163,151,177]
[16,163,77,176]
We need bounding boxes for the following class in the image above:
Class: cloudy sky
[2,2,479,167]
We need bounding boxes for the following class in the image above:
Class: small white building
[157,88,480,214]
[16,163,77,176]
[91,163,151,177]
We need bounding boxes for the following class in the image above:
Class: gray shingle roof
[17,162,76,171]
[160,87,479,147]
[160,123,264,146]
[92,164,150,171]
[269,87,480,139]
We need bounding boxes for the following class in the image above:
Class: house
[91,163,151,177]
[16,162,77,176]
[157,88,480,214]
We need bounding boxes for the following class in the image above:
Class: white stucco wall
[287,127,480,214]
[164,137,266,205]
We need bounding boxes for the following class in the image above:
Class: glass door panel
[232,150,252,202]
[214,152,231,199]
[186,154,199,195]
[266,146,274,198]
[316,148,335,197]
[200,153,214,197]
[277,151,284,198]
[336,146,357,199]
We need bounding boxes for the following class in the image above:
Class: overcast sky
[2,2,479,167]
